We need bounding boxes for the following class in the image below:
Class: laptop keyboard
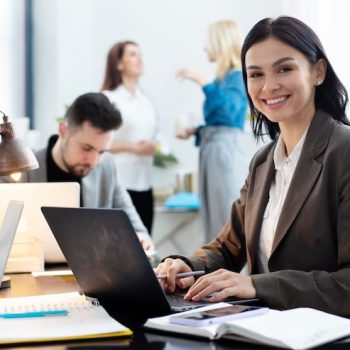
[166,290,260,312]
[166,291,212,311]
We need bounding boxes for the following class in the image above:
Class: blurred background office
[1,0,350,257]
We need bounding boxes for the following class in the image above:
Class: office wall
[0,0,25,118]
[31,0,350,188]
[283,0,350,103]
[31,0,289,185]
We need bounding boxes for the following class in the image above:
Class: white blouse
[103,85,157,191]
[257,129,308,272]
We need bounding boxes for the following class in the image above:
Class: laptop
[0,183,80,263]
[41,207,259,326]
[0,201,24,288]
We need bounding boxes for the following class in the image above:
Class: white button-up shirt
[103,86,158,191]
[257,129,308,272]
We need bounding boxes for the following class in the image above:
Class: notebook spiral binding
[84,295,100,306]
[92,300,100,306]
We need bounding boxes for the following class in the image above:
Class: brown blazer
[181,109,350,316]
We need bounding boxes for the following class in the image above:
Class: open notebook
[0,292,132,344]
[145,303,350,350]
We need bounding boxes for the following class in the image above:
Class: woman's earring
[316,81,321,86]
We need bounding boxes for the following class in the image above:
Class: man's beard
[63,162,92,178]
[60,150,92,178]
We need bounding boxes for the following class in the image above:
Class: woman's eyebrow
[246,56,296,70]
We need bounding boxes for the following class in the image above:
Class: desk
[0,273,79,298]
[1,273,349,349]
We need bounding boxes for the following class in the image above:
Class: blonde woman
[176,20,249,241]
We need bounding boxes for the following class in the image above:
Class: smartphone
[169,305,268,327]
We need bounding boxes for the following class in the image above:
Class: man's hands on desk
[155,258,256,302]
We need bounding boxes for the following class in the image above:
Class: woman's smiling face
[245,37,324,127]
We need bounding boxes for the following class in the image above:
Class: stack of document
[6,239,44,273]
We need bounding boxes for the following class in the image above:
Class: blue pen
[0,309,68,318]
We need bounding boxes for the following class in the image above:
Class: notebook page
[0,292,131,343]
[225,308,350,349]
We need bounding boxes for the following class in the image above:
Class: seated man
[18,92,153,250]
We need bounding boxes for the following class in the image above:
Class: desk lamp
[0,110,39,289]
[0,110,39,176]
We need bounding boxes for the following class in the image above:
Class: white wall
[280,0,350,108]
[0,0,25,118]
[32,0,288,187]
[32,0,350,189]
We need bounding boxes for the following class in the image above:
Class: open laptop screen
[0,183,80,263]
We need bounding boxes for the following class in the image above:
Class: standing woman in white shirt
[101,41,157,234]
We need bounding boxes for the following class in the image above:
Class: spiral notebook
[0,292,132,344]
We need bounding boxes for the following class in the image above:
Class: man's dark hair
[64,92,122,131]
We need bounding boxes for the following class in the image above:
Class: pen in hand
[156,270,205,280]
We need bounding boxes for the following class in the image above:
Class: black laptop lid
[41,207,171,322]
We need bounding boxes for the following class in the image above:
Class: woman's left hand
[176,127,196,140]
[184,269,256,302]
[176,68,209,86]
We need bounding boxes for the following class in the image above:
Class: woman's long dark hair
[241,16,349,140]
[101,41,137,91]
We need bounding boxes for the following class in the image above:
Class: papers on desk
[32,269,73,277]
[0,292,132,344]
[145,303,350,349]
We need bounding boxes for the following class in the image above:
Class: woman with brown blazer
[155,16,350,317]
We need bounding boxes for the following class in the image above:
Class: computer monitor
[0,183,80,263]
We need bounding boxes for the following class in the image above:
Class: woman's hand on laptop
[184,268,256,302]
[155,258,195,294]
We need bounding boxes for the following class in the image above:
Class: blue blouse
[195,70,248,146]
[203,70,248,128]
